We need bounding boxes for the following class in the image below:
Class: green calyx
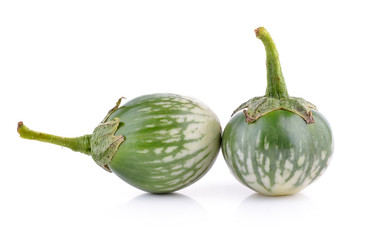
[232,96,317,124]
[91,97,126,172]
[91,117,124,172]
[233,27,316,124]
[17,98,125,172]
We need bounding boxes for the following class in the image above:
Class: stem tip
[254,27,268,40]
[254,27,261,37]
[17,121,24,134]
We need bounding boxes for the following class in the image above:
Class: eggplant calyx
[91,97,127,172]
[232,96,317,124]
[91,117,124,172]
[101,97,126,123]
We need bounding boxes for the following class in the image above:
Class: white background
[1,0,371,239]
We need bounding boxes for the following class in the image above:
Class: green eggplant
[222,27,334,196]
[18,94,221,193]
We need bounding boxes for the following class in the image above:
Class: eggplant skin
[222,109,333,196]
[107,93,221,193]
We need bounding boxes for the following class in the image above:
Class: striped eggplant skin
[106,93,221,193]
[222,109,333,196]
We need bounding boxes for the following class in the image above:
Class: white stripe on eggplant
[170,169,185,176]
[321,151,327,160]
[165,146,178,153]
[163,138,181,143]
[264,137,269,150]
[137,149,149,154]
[154,148,163,154]
[264,157,270,172]
[297,155,305,166]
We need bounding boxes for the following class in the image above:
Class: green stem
[255,27,289,99]
[17,121,92,156]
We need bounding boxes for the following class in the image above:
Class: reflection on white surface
[235,192,316,222]
[110,193,207,224]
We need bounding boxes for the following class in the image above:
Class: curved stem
[17,121,92,156]
[255,27,289,99]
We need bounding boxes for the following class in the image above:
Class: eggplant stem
[255,27,289,99]
[17,121,92,155]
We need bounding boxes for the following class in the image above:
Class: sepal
[232,96,317,124]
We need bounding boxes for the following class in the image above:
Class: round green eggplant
[18,93,221,193]
[221,27,334,196]
[222,110,333,196]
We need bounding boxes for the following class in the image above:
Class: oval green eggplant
[18,93,221,193]
[221,27,334,196]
